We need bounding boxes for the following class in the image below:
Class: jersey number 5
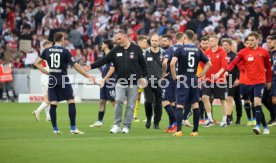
[50,53,60,68]
[188,52,195,67]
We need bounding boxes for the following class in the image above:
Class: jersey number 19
[50,53,60,68]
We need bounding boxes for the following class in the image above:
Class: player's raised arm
[227,51,243,72]
[35,57,49,75]
[88,50,114,70]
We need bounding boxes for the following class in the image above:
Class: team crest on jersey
[216,54,219,58]
[130,53,134,59]
[225,57,230,62]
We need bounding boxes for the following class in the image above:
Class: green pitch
[0,103,275,163]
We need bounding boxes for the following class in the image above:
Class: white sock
[35,102,48,114]
[222,116,227,123]
[207,112,213,122]
[45,106,51,119]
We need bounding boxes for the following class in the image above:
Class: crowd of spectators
[0,0,275,68]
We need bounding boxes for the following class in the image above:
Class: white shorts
[41,74,48,95]
[41,74,48,86]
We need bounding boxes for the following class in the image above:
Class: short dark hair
[200,36,209,42]
[54,32,64,42]
[184,30,194,40]
[162,34,173,41]
[271,35,276,40]
[103,39,114,50]
[248,32,260,39]
[137,35,147,42]
[244,36,249,42]
[221,38,232,46]
[175,32,184,40]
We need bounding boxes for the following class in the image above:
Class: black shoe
[226,116,231,125]
[267,119,274,125]
[153,124,160,129]
[145,120,151,129]
[235,118,241,125]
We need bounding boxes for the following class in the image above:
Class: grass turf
[0,102,275,163]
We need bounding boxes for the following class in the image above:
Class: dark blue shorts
[162,77,176,102]
[48,84,74,102]
[244,84,265,99]
[271,82,276,97]
[239,84,250,100]
[176,80,199,105]
[100,83,115,101]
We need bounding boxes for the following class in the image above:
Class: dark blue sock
[193,108,200,132]
[199,101,204,119]
[175,108,183,132]
[261,110,267,128]
[164,105,176,125]
[98,111,105,122]
[69,103,76,130]
[50,104,58,131]
[244,103,251,120]
[273,104,276,121]
[183,104,191,120]
[172,105,176,118]
[255,105,262,127]
[252,106,256,119]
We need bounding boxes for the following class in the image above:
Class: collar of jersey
[185,44,194,46]
[53,45,63,47]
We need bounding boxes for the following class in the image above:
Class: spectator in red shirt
[13,56,24,68]
[227,32,272,135]
[202,34,228,127]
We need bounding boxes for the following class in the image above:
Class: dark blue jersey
[272,50,276,81]
[174,44,209,77]
[101,62,115,79]
[40,45,76,85]
[164,44,183,75]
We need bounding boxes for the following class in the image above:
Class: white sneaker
[70,129,85,135]
[219,122,227,127]
[203,120,215,127]
[46,117,51,121]
[183,120,193,127]
[263,128,270,135]
[32,111,40,121]
[121,127,129,134]
[271,121,276,126]
[53,130,62,135]
[89,121,103,127]
[253,126,260,135]
[110,125,121,133]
